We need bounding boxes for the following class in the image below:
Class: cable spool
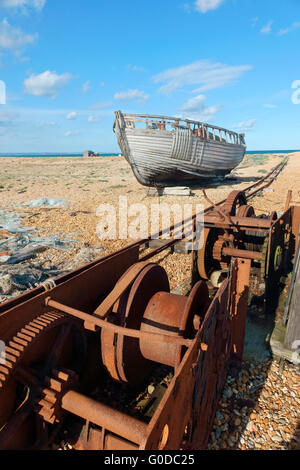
[100,263,209,386]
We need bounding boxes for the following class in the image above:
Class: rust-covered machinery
[0,161,299,451]
[195,188,293,310]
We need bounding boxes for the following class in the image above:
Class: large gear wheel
[197,228,226,280]
[0,311,86,450]
[223,191,247,216]
[212,237,230,270]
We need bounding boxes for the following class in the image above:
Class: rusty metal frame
[1,158,298,451]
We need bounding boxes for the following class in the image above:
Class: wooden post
[284,190,292,212]
[284,240,300,351]
[229,258,251,360]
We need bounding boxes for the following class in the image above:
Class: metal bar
[45,298,192,347]
[223,248,262,260]
[204,215,271,229]
[61,390,147,445]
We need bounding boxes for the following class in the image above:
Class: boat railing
[118,112,245,146]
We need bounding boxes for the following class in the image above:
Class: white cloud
[37,120,57,128]
[127,64,147,73]
[82,80,91,93]
[24,70,73,99]
[179,94,222,122]
[194,0,224,13]
[233,119,256,132]
[0,0,46,11]
[153,60,252,95]
[114,89,150,104]
[260,20,273,34]
[0,18,37,54]
[278,21,300,36]
[0,110,18,122]
[90,100,113,110]
[180,94,207,113]
[88,115,100,123]
[263,104,277,109]
[66,111,78,120]
[65,129,79,137]
[251,17,259,26]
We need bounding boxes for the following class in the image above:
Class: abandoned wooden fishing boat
[113,111,246,187]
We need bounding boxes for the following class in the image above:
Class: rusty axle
[45,297,193,348]
[61,390,147,446]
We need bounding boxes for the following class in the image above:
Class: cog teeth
[53,370,69,382]
[3,353,17,363]
[37,398,54,410]
[0,365,10,375]
[5,346,21,358]
[42,391,57,405]
[26,324,41,333]
[44,377,62,392]
[0,359,13,369]
[9,340,25,352]
[21,327,37,338]
[35,404,56,424]
[42,312,62,321]
[0,312,67,393]
[33,319,51,327]
[16,332,33,342]
[59,368,78,381]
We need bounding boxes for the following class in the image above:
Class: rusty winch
[0,162,299,451]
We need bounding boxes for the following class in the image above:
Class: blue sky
[0,0,299,153]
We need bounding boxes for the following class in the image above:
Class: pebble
[271,435,282,443]
[223,388,233,398]
[207,359,300,450]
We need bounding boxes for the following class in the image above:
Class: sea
[0,150,299,158]
[0,153,120,158]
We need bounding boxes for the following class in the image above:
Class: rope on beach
[40,278,57,291]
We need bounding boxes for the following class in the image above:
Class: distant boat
[113,111,246,187]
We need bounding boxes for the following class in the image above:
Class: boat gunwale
[118,111,246,142]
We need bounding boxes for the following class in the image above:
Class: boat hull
[114,112,246,187]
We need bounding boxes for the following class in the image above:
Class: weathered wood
[147,187,192,197]
[284,189,292,212]
[122,112,243,140]
[270,321,300,363]
[114,111,246,188]
[284,236,300,350]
